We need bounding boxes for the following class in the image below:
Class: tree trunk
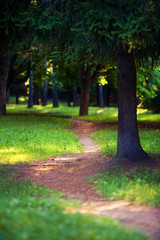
[42,52,48,106]
[66,84,72,107]
[0,56,10,115]
[79,64,91,116]
[73,86,78,106]
[42,80,48,106]
[33,83,40,105]
[103,84,110,107]
[116,44,150,161]
[96,83,99,106]
[52,63,59,107]
[28,63,33,108]
[99,83,104,108]
[52,83,59,107]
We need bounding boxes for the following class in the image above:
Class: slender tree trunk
[96,83,99,106]
[116,44,150,161]
[73,86,78,106]
[79,64,91,116]
[99,83,104,108]
[52,63,59,107]
[0,56,10,115]
[103,84,110,107]
[42,80,48,106]
[52,83,59,107]
[33,82,40,105]
[28,60,33,108]
[42,52,48,106]
[66,84,72,107]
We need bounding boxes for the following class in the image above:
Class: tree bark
[116,44,150,161]
[52,64,59,108]
[33,82,40,105]
[66,84,72,107]
[28,59,33,108]
[52,83,59,107]
[42,80,48,106]
[73,86,78,106]
[0,56,10,115]
[103,84,110,107]
[79,64,92,116]
[42,52,48,106]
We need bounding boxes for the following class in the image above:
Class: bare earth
[14,119,160,240]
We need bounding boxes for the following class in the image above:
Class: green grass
[0,166,147,240]
[0,115,83,164]
[89,167,160,207]
[92,128,160,157]
[7,104,160,124]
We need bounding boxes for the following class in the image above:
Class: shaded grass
[0,115,83,164]
[0,166,147,240]
[89,167,160,207]
[92,127,160,157]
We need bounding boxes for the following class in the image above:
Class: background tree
[0,0,33,115]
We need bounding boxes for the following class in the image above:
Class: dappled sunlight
[97,109,105,114]
[19,96,27,102]
[0,115,83,164]
[0,147,31,164]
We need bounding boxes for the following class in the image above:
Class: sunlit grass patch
[0,166,147,240]
[7,104,80,117]
[78,107,118,122]
[7,104,160,124]
[92,128,160,157]
[0,115,83,164]
[89,167,160,207]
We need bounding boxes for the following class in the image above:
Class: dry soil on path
[14,119,160,240]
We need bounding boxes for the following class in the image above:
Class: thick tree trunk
[99,83,104,108]
[73,86,78,106]
[116,44,150,161]
[79,64,91,116]
[33,83,40,105]
[0,56,10,115]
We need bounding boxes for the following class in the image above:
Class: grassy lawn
[7,103,160,124]
[0,166,147,240]
[0,115,83,164]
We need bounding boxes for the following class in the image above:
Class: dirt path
[14,119,160,240]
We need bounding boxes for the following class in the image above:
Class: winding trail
[14,119,160,240]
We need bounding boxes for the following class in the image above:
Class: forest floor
[13,119,160,240]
